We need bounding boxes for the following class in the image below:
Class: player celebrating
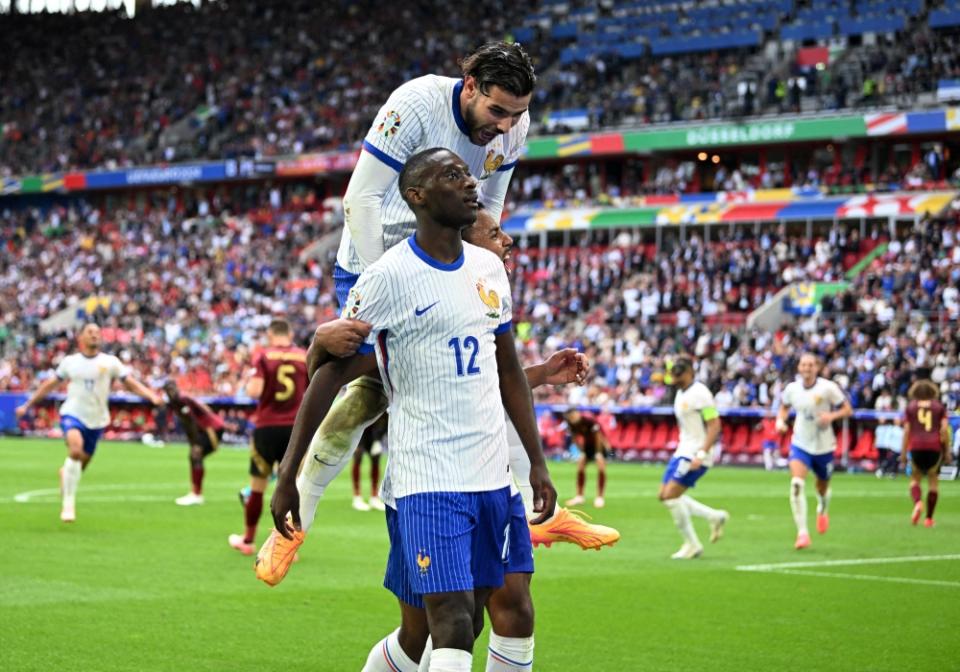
[658,356,728,560]
[900,379,952,527]
[15,322,161,522]
[562,409,611,508]
[776,352,853,549]
[293,40,535,545]
[163,380,226,506]
[228,319,308,554]
[359,204,608,672]
[271,149,557,672]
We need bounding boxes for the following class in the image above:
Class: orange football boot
[255,528,305,586]
[528,507,620,551]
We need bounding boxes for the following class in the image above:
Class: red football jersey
[567,414,604,451]
[905,399,946,452]
[179,394,225,431]
[253,346,308,427]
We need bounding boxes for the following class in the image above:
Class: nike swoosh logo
[313,454,339,467]
[415,301,439,316]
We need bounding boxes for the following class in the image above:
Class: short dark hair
[460,41,536,97]
[268,319,291,336]
[398,148,448,203]
[672,356,694,376]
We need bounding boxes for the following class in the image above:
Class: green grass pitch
[1,438,956,671]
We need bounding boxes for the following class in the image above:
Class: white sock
[62,457,82,508]
[362,628,419,672]
[429,648,472,672]
[816,487,831,515]
[790,477,808,535]
[417,636,433,672]
[296,449,352,533]
[664,498,701,547]
[681,495,721,521]
[295,382,387,533]
[487,633,534,671]
[762,449,774,471]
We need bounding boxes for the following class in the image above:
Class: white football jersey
[782,377,847,455]
[345,237,514,498]
[336,74,530,275]
[55,352,130,429]
[673,382,719,460]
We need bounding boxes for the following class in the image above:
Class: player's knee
[424,594,475,649]
[489,587,534,637]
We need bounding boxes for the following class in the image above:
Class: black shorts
[251,425,294,478]
[583,441,607,462]
[198,427,224,456]
[910,450,942,475]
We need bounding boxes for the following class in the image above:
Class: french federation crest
[377,110,401,137]
[476,279,500,319]
[482,149,505,178]
[417,549,431,575]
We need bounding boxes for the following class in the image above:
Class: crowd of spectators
[2,192,958,417]
[3,1,960,178]
[0,189,343,398]
[0,0,529,177]
[514,212,960,412]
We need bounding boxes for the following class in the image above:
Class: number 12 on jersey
[449,336,481,376]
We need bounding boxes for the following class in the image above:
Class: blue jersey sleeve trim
[357,343,375,355]
[361,140,404,172]
[494,320,513,335]
[497,160,518,172]
[451,79,471,138]
[407,234,465,271]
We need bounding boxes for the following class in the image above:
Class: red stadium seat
[636,421,654,450]
[651,423,669,450]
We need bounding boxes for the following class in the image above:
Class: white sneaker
[352,495,371,512]
[671,543,703,560]
[710,511,730,543]
[368,496,386,511]
[565,495,585,506]
[175,492,204,506]
[60,505,76,523]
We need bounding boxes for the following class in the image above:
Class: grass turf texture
[1,438,956,671]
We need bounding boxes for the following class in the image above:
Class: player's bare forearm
[703,417,721,452]
[305,340,330,380]
[244,376,264,399]
[523,363,545,389]
[900,423,910,465]
[22,376,62,409]
[495,332,556,523]
[776,405,790,432]
[123,377,161,406]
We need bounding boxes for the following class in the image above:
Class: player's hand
[816,412,833,428]
[775,417,788,434]
[270,478,302,540]
[528,462,557,525]
[540,349,590,386]
[690,458,703,470]
[313,319,372,358]
[15,404,28,419]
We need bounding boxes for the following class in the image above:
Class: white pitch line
[737,554,960,572]
[766,569,960,589]
[7,482,238,504]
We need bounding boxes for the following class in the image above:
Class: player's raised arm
[15,374,63,418]
[121,375,163,406]
[271,352,378,538]
[494,330,556,524]
[342,152,396,267]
